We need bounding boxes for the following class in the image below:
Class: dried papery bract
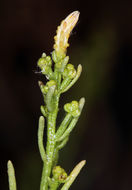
[54,11,80,58]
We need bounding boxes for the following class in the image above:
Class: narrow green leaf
[56,117,78,142]
[7,160,17,190]
[61,160,86,190]
[38,116,47,162]
[57,136,69,150]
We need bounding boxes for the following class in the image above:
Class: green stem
[40,95,59,190]
[55,113,72,139]
[56,117,79,142]
[49,181,59,190]
[54,70,61,86]
[57,73,61,88]
[52,148,59,168]
[52,136,69,168]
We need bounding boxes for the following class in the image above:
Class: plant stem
[40,95,59,190]
[49,181,59,190]
[55,113,72,139]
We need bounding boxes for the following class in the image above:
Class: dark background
[0,0,132,190]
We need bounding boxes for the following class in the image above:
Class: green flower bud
[37,54,52,75]
[63,64,76,79]
[38,57,47,68]
[42,52,46,57]
[64,101,78,112]
[64,101,80,117]
[46,56,52,66]
[71,109,80,117]
[70,101,79,111]
[40,80,56,95]
[38,80,56,95]
[52,166,67,183]
[47,80,56,87]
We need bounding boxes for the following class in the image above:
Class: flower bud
[63,64,76,79]
[37,54,52,75]
[52,166,67,183]
[43,80,56,94]
[64,101,80,117]
[46,56,52,65]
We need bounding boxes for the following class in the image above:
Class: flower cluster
[64,101,80,117]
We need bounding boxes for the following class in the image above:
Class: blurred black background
[0,0,132,190]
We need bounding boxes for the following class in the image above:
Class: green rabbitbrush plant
[7,11,86,190]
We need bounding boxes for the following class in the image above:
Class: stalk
[40,95,59,190]
[7,11,86,190]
